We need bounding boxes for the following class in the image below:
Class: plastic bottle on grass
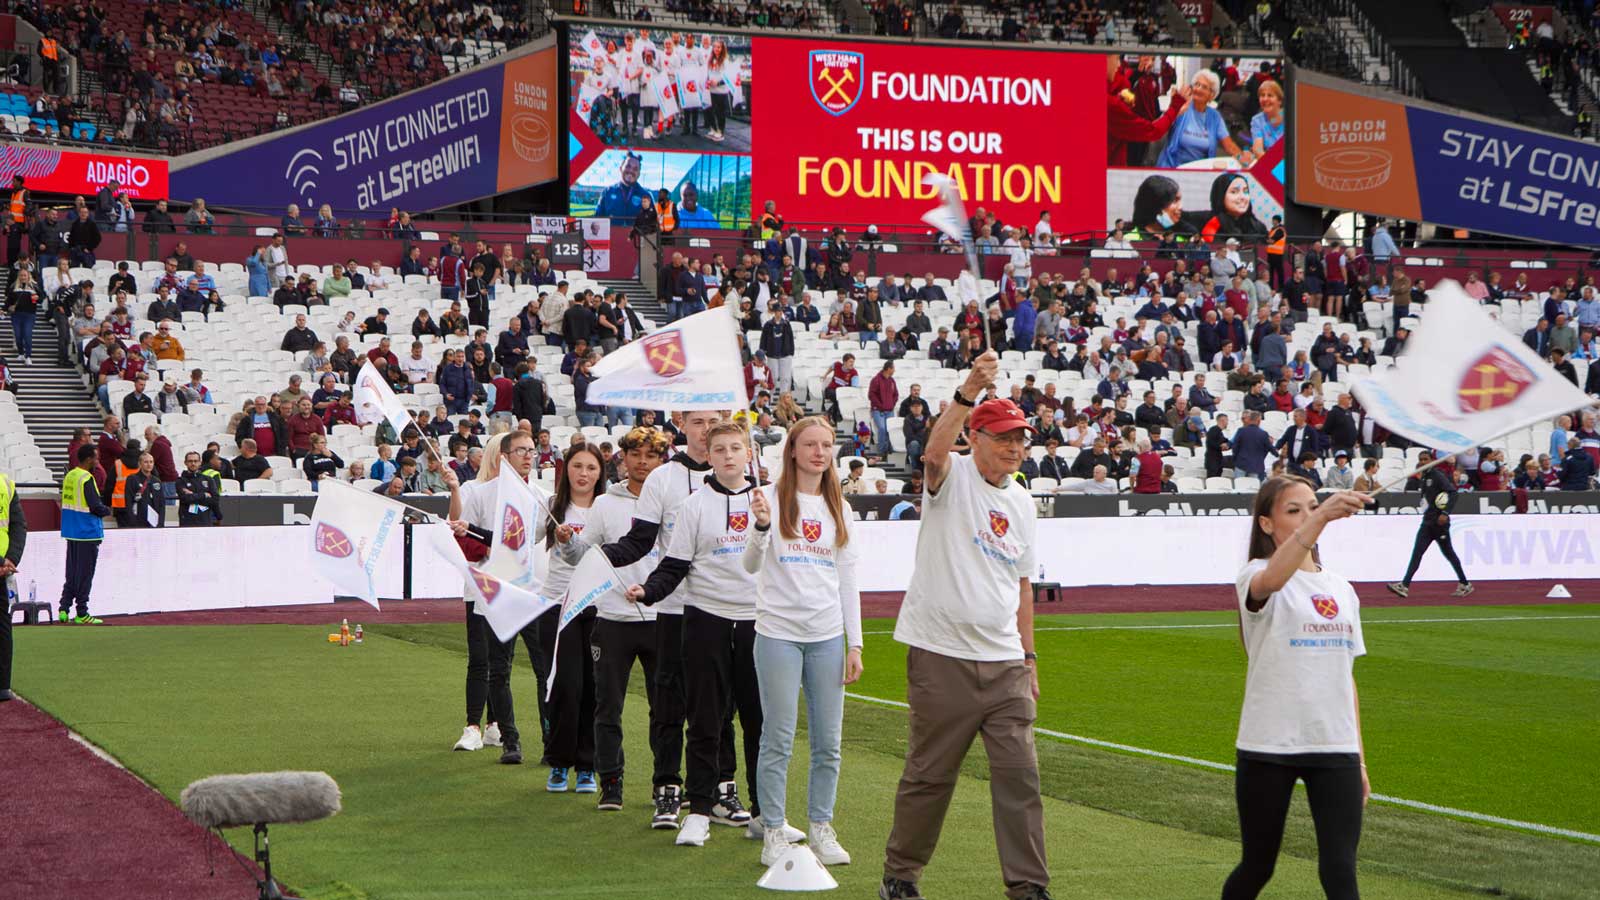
[354,624,363,644]
[340,618,350,647]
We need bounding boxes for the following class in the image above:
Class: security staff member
[5,175,25,267]
[1388,455,1473,599]
[60,445,112,624]
[1,469,28,701]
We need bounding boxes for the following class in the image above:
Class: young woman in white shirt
[536,442,604,795]
[625,421,768,849]
[743,416,862,867]
[1226,475,1372,900]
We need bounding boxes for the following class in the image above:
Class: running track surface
[5,576,1585,899]
[91,578,1588,626]
[0,697,258,900]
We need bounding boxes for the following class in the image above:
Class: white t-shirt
[894,453,1037,661]
[747,486,861,646]
[567,484,658,622]
[399,353,434,384]
[662,478,757,621]
[1234,559,1367,756]
[536,503,590,601]
[630,457,711,615]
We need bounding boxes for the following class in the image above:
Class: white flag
[544,546,623,698]
[435,538,558,642]
[352,360,414,435]
[580,29,605,60]
[1352,281,1593,454]
[483,469,550,591]
[676,64,709,109]
[920,172,981,280]
[308,479,405,609]
[588,306,748,410]
[647,70,680,120]
[576,80,603,125]
[721,58,744,108]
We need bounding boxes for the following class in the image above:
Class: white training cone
[756,845,838,892]
[1547,584,1572,599]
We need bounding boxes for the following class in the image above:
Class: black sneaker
[499,742,523,765]
[597,776,623,811]
[879,876,925,899]
[652,784,682,830]
[710,780,752,825]
[0,689,13,702]
[1017,885,1053,900]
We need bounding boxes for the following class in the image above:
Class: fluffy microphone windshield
[181,772,342,829]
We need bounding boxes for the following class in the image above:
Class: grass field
[16,602,1600,899]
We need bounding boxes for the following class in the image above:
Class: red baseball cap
[969,399,1036,434]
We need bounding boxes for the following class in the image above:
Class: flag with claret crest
[588,307,748,411]
[436,541,558,642]
[308,479,404,609]
[1351,281,1593,454]
[485,470,550,590]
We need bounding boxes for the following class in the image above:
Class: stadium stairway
[0,296,102,478]
[244,0,348,91]
[593,278,668,327]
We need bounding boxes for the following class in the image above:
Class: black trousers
[650,612,738,789]
[463,607,501,727]
[1401,523,1467,585]
[1,583,12,691]
[709,93,731,133]
[591,617,663,782]
[1222,754,1363,900]
[682,606,761,816]
[488,612,543,750]
[58,540,100,617]
[536,606,597,770]
[5,223,21,267]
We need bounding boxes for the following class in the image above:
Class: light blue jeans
[754,633,846,828]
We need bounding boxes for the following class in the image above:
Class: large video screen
[566,28,1284,237]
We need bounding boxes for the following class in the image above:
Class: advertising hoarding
[171,43,558,213]
[0,145,168,198]
[1293,72,1600,246]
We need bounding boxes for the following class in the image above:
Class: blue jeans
[10,310,35,356]
[577,410,604,427]
[606,406,634,428]
[858,329,875,348]
[906,439,923,470]
[872,409,892,456]
[754,633,846,827]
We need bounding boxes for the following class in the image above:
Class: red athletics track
[83,578,1590,626]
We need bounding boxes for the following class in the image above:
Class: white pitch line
[862,614,1600,636]
[844,691,1600,844]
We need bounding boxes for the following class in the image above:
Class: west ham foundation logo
[1311,594,1339,620]
[809,50,864,116]
[1457,345,1535,414]
[472,570,501,604]
[314,523,353,558]
[727,511,749,532]
[802,518,823,542]
[642,331,687,377]
[500,506,526,550]
[987,510,1010,538]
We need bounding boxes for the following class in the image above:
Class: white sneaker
[809,821,851,865]
[452,724,483,751]
[760,826,792,866]
[482,722,502,747]
[676,812,711,847]
[746,819,807,842]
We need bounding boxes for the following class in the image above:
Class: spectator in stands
[138,199,174,234]
[120,372,155,418]
[184,198,215,234]
[299,434,343,490]
[323,265,353,300]
[1249,80,1285,158]
[362,307,391,336]
[1550,314,1578,358]
[236,396,288,458]
[1559,437,1596,490]
[440,348,476,415]
[67,210,101,266]
[231,438,272,485]
[1158,70,1247,168]
[1232,410,1274,479]
[312,204,339,238]
[175,452,220,526]
[329,335,358,378]
[279,204,305,236]
[1523,317,1552,358]
[281,314,319,354]
[868,361,899,459]
[286,397,326,460]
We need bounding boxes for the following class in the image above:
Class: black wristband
[1023,651,1038,661]
[754,521,770,532]
[952,387,975,407]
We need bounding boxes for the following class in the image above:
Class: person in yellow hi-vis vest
[59,445,112,625]
[1,468,29,700]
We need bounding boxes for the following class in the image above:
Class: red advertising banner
[0,146,169,199]
[749,38,1106,235]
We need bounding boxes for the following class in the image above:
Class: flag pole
[1368,452,1454,497]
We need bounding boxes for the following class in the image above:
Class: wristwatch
[952,387,975,407]
[1023,651,1038,661]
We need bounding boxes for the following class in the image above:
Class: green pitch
[15,602,1600,899]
